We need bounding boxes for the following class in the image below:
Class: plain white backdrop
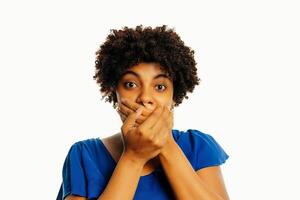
[0,0,299,199]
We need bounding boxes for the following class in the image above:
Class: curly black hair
[93,25,201,108]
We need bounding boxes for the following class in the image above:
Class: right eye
[124,82,137,88]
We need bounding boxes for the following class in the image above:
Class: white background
[0,0,299,199]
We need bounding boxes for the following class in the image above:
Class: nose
[136,88,155,109]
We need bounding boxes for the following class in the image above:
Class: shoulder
[71,132,122,149]
[173,128,213,139]
[172,128,229,170]
[68,138,98,152]
[173,128,219,151]
[72,137,100,147]
[65,137,103,162]
[67,132,122,160]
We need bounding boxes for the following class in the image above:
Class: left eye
[155,84,167,91]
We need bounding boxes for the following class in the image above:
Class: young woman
[56,25,230,200]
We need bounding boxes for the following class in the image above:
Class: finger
[121,99,154,117]
[151,107,174,142]
[119,103,149,125]
[117,109,127,122]
[118,102,136,116]
[139,105,164,130]
[119,101,156,125]
[122,107,143,134]
[151,125,168,145]
[164,110,173,131]
[151,106,170,131]
[168,111,174,129]
[135,116,147,125]
[163,107,174,130]
[119,108,153,127]
[150,110,172,146]
[121,98,140,111]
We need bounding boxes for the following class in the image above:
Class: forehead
[121,62,171,80]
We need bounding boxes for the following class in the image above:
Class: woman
[57,25,230,200]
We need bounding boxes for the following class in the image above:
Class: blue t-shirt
[56,129,229,200]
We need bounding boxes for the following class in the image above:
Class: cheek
[115,88,135,102]
[116,92,121,102]
[157,93,173,104]
[156,100,172,110]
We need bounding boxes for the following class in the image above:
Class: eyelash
[123,82,167,91]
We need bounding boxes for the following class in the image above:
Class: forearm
[98,152,144,200]
[159,140,224,200]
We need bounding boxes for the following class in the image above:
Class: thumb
[122,107,143,133]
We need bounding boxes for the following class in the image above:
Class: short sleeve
[61,142,87,199]
[187,129,229,171]
[58,139,108,200]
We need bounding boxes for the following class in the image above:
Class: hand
[117,99,174,138]
[117,99,155,125]
[119,101,174,164]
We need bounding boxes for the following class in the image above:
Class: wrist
[121,150,147,167]
[160,138,177,157]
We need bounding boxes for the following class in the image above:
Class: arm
[118,101,230,199]
[96,152,144,200]
[196,165,230,200]
[159,139,230,200]
[66,106,158,200]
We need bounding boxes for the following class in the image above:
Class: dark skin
[66,63,229,200]
[114,62,175,172]
[116,98,229,200]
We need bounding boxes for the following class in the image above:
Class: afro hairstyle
[93,25,201,108]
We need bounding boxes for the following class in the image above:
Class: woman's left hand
[117,99,174,142]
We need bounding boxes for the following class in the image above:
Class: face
[115,62,174,112]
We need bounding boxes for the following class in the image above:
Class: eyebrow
[121,71,170,80]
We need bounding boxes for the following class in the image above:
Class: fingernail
[144,103,152,110]
[136,107,143,115]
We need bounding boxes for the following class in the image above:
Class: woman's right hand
[117,99,155,126]
[120,105,170,165]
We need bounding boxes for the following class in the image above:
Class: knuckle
[137,127,144,135]
[146,136,153,143]
[136,118,142,124]
[127,109,133,115]
[152,138,162,147]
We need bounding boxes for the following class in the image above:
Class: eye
[155,84,167,92]
[124,82,137,88]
